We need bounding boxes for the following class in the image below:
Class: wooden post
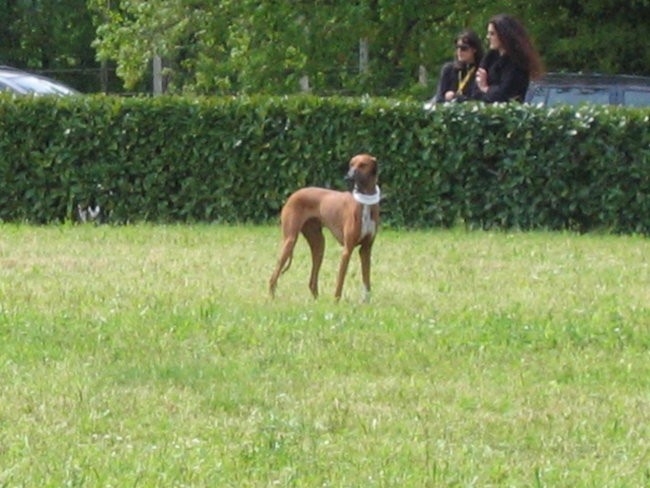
[418,65,428,86]
[153,55,163,96]
[359,38,369,73]
[299,75,310,92]
[100,60,109,93]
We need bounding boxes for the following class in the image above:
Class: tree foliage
[529,0,650,75]
[88,0,650,95]
[0,0,98,91]
[2,1,650,95]
[87,0,505,95]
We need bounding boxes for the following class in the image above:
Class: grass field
[0,224,648,487]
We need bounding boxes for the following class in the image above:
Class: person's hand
[476,68,489,93]
[444,90,455,101]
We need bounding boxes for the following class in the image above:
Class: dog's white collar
[353,186,381,205]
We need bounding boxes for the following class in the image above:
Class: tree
[526,0,650,75]
[88,0,480,95]
[0,0,98,91]
[5,1,647,96]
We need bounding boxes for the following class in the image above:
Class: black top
[433,61,478,103]
[471,50,529,103]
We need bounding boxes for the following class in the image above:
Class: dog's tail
[280,255,293,275]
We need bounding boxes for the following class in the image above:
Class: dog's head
[345,154,378,193]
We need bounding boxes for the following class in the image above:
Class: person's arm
[434,63,456,103]
[474,60,528,103]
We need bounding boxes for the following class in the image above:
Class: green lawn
[0,224,648,486]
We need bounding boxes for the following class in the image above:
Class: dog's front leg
[334,246,354,301]
[359,241,373,302]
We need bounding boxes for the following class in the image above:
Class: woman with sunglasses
[432,30,484,103]
[473,14,543,103]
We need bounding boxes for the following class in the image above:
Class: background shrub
[0,94,648,233]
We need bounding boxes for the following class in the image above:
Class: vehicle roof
[0,65,45,77]
[0,65,79,95]
[534,72,650,88]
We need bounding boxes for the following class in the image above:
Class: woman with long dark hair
[473,14,543,102]
[432,30,484,103]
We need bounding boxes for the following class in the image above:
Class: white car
[0,65,79,95]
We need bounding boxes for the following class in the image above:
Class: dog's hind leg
[302,218,325,298]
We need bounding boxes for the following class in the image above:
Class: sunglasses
[455,44,471,52]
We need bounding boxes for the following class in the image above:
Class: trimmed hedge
[1,94,648,233]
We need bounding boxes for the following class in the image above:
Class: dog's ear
[370,156,378,176]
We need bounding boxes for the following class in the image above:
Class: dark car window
[526,74,650,108]
[623,89,650,107]
[546,87,610,106]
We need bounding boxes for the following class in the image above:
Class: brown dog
[269,154,380,301]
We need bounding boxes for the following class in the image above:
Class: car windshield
[545,86,610,106]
